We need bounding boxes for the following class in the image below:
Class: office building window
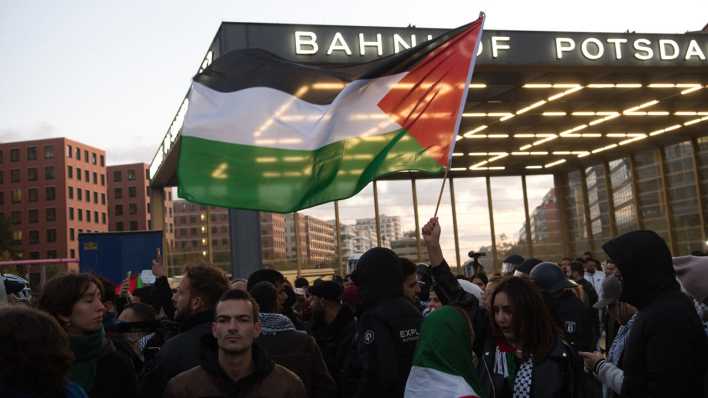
[70,249,75,258]
[76,168,82,181]
[93,191,98,204]
[100,174,105,186]
[10,169,20,183]
[85,190,90,202]
[11,230,22,243]
[70,228,75,241]
[115,188,123,199]
[44,145,54,159]
[10,148,20,162]
[78,208,83,221]
[129,186,137,198]
[116,222,124,231]
[127,169,136,181]
[100,155,105,167]
[84,170,89,181]
[77,188,82,201]
[91,153,97,165]
[69,207,74,220]
[101,193,106,205]
[113,171,122,182]
[68,186,74,199]
[28,188,38,202]
[28,168,37,181]
[46,208,56,222]
[45,166,55,180]
[46,187,56,201]
[115,205,123,216]
[68,166,73,179]
[129,203,138,215]
[11,189,21,204]
[92,172,97,184]
[0,171,3,184]
[11,211,21,225]
[102,212,106,224]
[94,211,99,223]
[84,150,88,163]
[28,209,38,223]
[0,192,3,205]
[67,145,72,158]
[47,229,57,243]
[76,147,81,160]
[29,231,39,244]
[27,146,37,160]
[47,250,57,259]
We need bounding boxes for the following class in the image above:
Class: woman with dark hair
[481,276,584,398]
[38,273,137,398]
[0,306,87,398]
[114,302,159,372]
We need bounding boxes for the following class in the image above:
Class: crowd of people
[1,217,708,398]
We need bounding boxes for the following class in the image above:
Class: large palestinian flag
[178,16,484,213]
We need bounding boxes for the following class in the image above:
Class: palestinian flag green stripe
[178,129,441,212]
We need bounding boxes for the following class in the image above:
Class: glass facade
[167,138,708,276]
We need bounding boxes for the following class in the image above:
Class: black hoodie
[603,230,708,397]
[348,247,422,398]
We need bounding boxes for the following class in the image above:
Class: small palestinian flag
[405,306,482,398]
[178,15,484,213]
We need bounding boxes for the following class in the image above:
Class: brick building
[106,163,174,249]
[0,138,108,260]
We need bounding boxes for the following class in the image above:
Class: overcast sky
[1,0,705,257]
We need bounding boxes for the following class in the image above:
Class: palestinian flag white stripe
[405,366,480,398]
[182,72,406,151]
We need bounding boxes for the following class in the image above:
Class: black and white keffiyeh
[513,357,533,398]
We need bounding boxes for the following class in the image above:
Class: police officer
[530,262,597,352]
[348,247,422,398]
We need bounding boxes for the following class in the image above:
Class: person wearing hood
[249,281,336,398]
[601,230,708,397]
[347,246,422,397]
[140,264,230,397]
[165,289,306,398]
[38,273,137,398]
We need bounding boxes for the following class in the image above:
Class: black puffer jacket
[348,247,422,398]
[603,230,708,397]
[309,305,356,397]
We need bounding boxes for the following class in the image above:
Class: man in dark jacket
[140,264,229,397]
[348,247,422,397]
[603,230,708,397]
[308,281,356,397]
[249,281,336,398]
[164,289,306,398]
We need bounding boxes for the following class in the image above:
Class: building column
[603,161,618,237]
[411,176,422,262]
[228,209,262,279]
[553,173,572,258]
[521,175,534,258]
[485,176,498,272]
[628,155,644,230]
[579,167,596,253]
[334,201,343,276]
[657,149,677,254]
[449,176,461,270]
[690,139,707,244]
[373,180,382,247]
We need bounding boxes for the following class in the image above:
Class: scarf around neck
[494,339,534,398]
[69,327,107,393]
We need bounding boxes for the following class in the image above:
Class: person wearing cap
[513,258,542,277]
[601,230,708,397]
[578,276,638,398]
[308,281,355,397]
[530,262,597,352]
[501,254,524,275]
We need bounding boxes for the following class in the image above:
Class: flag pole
[433,167,449,218]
